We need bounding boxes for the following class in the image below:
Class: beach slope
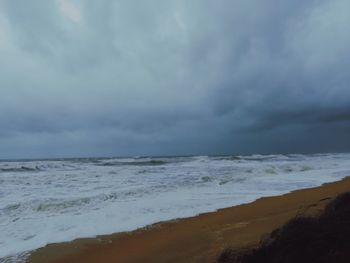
[28,177,350,263]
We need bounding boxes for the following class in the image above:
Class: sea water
[1,153,350,262]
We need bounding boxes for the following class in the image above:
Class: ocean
[1,153,350,262]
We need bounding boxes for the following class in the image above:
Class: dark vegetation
[218,192,350,263]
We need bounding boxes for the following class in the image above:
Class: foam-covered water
[1,153,350,261]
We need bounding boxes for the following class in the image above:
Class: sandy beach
[27,176,350,263]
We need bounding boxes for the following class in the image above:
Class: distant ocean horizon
[1,153,350,262]
[1,151,349,162]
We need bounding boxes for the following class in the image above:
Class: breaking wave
[1,153,350,260]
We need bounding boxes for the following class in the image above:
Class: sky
[0,0,350,159]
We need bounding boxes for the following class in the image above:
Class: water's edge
[24,175,350,263]
[1,154,350,262]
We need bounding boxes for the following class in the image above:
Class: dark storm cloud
[0,0,349,158]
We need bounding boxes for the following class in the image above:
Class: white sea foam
[1,153,350,261]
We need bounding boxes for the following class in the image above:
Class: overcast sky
[0,0,349,159]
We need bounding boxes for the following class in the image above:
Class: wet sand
[28,176,350,263]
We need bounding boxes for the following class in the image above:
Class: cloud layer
[0,0,349,158]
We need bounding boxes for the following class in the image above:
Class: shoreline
[26,176,350,263]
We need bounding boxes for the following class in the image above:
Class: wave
[1,190,147,217]
[0,166,40,173]
[99,160,168,166]
[212,156,243,161]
